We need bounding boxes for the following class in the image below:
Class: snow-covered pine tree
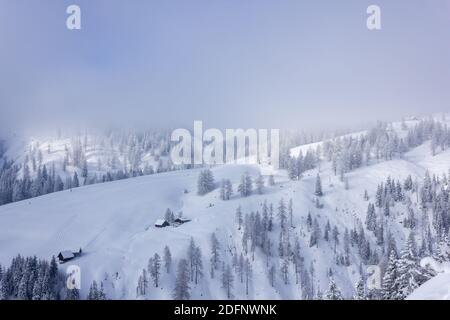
[255,173,264,194]
[221,265,234,299]
[210,232,221,279]
[394,233,433,299]
[235,206,243,230]
[277,198,287,231]
[268,265,276,287]
[309,218,321,248]
[88,280,100,300]
[219,179,226,200]
[324,220,331,242]
[325,277,343,300]
[192,246,203,285]
[288,198,293,227]
[173,259,190,300]
[225,179,233,199]
[315,174,323,197]
[244,258,252,295]
[72,172,79,188]
[280,259,289,285]
[197,169,215,195]
[238,172,253,197]
[149,253,161,287]
[364,189,369,201]
[164,208,175,224]
[382,250,398,300]
[65,287,80,300]
[164,246,172,273]
[220,179,233,200]
[365,203,377,232]
[353,277,367,300]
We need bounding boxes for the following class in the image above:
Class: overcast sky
[0,0,449,133]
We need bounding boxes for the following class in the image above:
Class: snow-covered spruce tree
[197,169,215,195]
[364,189,369,201]
[136,269,149,297]
[315,174,323,197]
[221,265,234,299]
[268,265,276,287]
[0,273,7,300]
[292,237,303,284]
[309,218,321,248]
[98,282,107,300]
[148,253,161,287]
[65,287,80,300]
[324,220,331,242]
[404,175,414,191]
[87,280,101,300]
[164,208,175,224]
[244,258,252,295]
[280,259,289,285]
[173,259,190,300]
[192,246,203,285]
[353,277,367,300]
[255,173,264,194]
[306,212,313,230]
[268,203,274,231]
[81,159,88,179]
[288,156,299,180]
[238,172,253,197]
[394,233,434,299]
[164,246,172,273]
[383,201,390,217]
[237,253,244,283]
[381,250,398,300]
[277,198,287,231]
[187,237,196,282]
[219,179,226,200]
[235,206,243,230]
[210,232,221,279]
[187,238,203,284]
[72,171,79,188]
[434,236,450,262]
[365,203,377,232]
[262,200,269,231]
[288,198,293,227]
[332,225,340,254]
[325,277,343,300]
[225,179,233,199]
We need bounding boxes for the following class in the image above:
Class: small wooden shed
[155,219,170,228]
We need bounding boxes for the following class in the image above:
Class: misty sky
[1,0,450,133]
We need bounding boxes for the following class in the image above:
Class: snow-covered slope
[407,273,450,300]
[1,133,450,299]
[3,130,171,182]
[1,115,450,300]
[407,258,450,300]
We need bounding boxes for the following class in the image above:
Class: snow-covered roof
[155,219,168,226]
[175,217,190,222]
[59,251,75,259]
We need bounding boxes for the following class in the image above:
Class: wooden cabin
[155,219,170,228]
[174,217,191,224]
[57,248,83,263]
[57,251,75,263]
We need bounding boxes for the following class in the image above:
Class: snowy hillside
[1,114,450,300]
[407,258,450,300]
